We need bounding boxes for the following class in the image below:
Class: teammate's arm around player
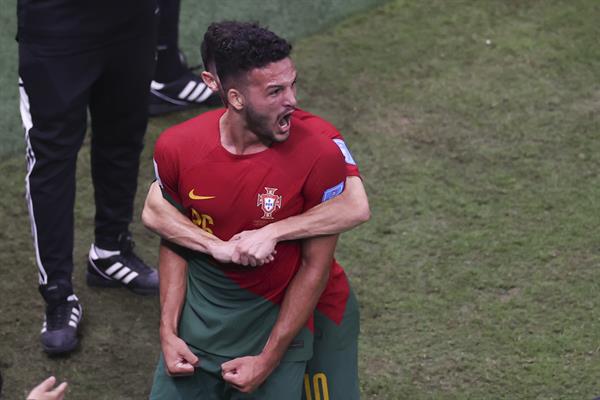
[142,182,274,264]
[230,175,369,265]
[142,175,366,266]
[221,234,338,393]
[157,240,199,376]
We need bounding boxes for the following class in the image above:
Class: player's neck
[219,110,270,155]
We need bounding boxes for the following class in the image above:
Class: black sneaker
[149,70,220,116]
[39,281,83,355]
[87,233,159,295]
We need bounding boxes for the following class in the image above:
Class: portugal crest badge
[257,187,282,219]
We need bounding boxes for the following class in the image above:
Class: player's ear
[227,89,244,110]
[201,71,220,92]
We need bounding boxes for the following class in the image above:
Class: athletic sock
[92,244,120,259]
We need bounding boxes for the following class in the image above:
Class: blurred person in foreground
[27,376,67,400]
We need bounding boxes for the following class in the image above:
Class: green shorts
[150,352,306,400]
[303,289,360,400]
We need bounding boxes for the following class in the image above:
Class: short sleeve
[302,140,347,211]
[295,109,361,177]
[330,136,361,178]
[153,131,183,207]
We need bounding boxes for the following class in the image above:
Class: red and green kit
[153,108,361,399]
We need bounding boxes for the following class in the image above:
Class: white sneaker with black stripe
[149,70,220,116]
[41,294,83,354]
[86,233,158,295]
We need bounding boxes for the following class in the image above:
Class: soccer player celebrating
[146,21,369,399]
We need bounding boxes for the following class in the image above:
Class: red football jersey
[154,108,347,305]
[293,108,361,178]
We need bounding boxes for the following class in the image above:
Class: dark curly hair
[201,21,292,89]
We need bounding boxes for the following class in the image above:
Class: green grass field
[2,0,600,398]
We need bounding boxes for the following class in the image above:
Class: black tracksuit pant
[18,28,156,289]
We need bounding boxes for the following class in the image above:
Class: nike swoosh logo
[189,189,215,200]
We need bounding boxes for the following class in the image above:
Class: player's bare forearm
[261,234,337,363]
[275,176,369,240]
[143,181,216,253]
[233,176,369,250]
[229,176,368,265]
[158,240,187,337]
[158,240,199,375]
[222,235,337,392]
[142,181,234,262]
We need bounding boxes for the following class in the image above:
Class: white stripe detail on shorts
[187,83,207,101]
[19,77,47,285]
[178,81,196,99]
[104,262,123,276]
[72,307,80,316]
[113,266,131,280]
[122,271,139,284]
[69,320,77,328]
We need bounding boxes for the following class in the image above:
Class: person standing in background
[17,0,160,355]
[149,0,219,115]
